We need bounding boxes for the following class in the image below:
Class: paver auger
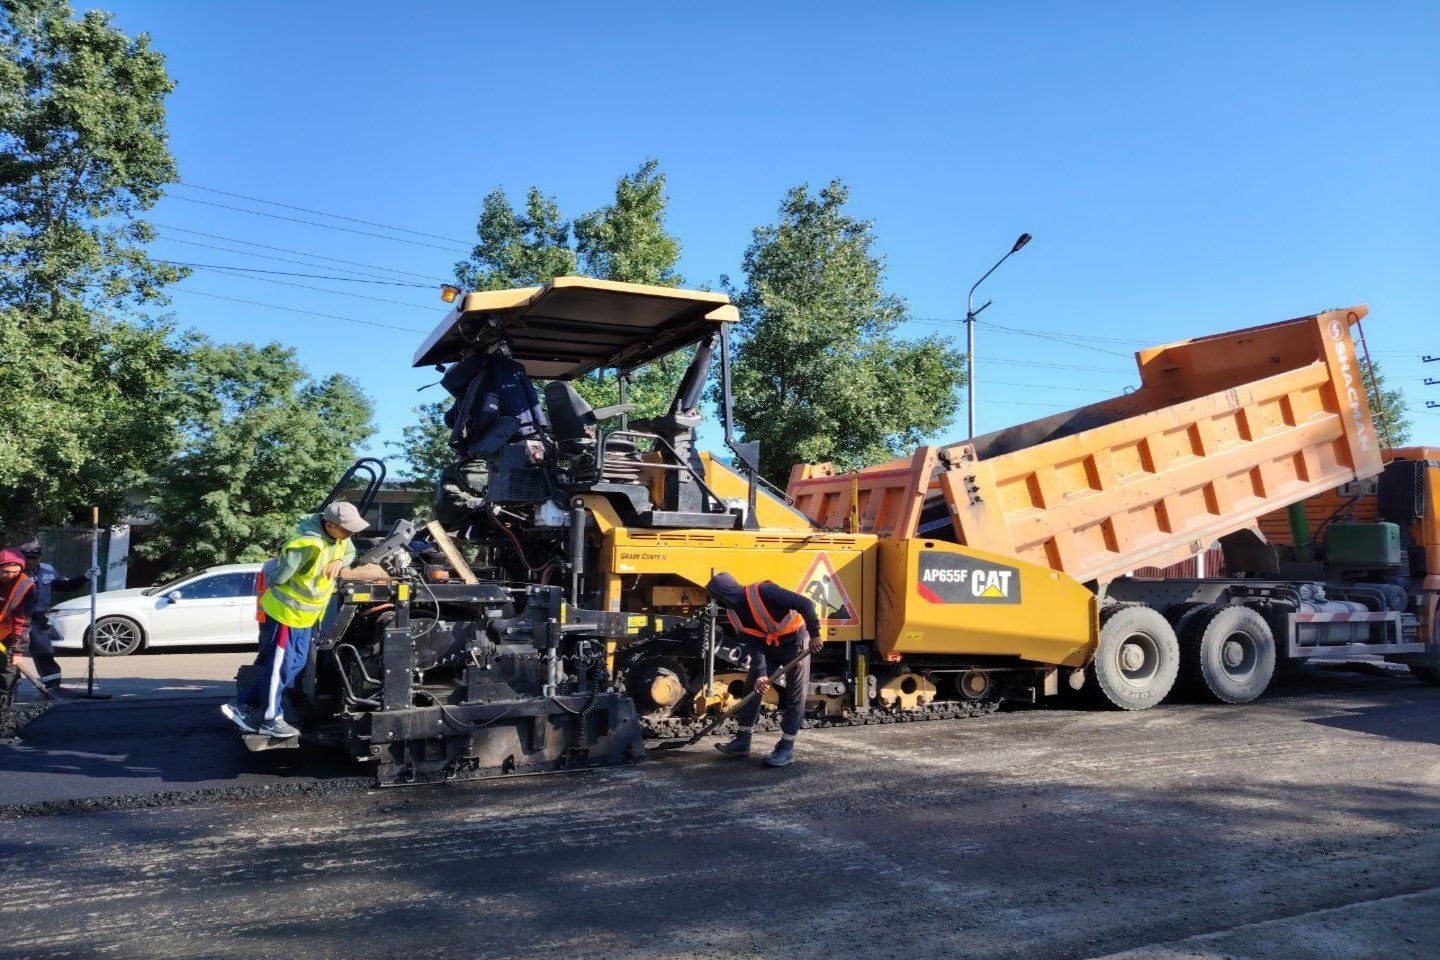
[257,280,1437,785]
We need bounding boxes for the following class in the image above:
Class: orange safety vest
[0,575,35,653]
[725,581,805,647]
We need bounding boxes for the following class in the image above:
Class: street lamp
[965,232,1032,438]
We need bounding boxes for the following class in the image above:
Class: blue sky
[104,0,1439,458]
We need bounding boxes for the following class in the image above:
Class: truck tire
[1180,605,1275,704]
[1086,605,1179,710]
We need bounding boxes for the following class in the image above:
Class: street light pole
[965,232,1032,438]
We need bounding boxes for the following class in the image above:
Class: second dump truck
[274,282,1438,784]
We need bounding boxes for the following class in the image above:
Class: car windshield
[142,571,203,596]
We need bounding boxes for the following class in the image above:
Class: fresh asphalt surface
[1,653,1437,960]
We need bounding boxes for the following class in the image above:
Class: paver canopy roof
[413,276,737,379]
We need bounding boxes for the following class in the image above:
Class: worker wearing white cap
[223,502,369,738]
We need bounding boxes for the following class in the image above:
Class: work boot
[258,715,300,739]
[221,701,258,734]
[762,739,795,767]
[44,683,75,700]
[715,732,752,757]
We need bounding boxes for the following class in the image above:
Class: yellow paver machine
[288,279,1438,784]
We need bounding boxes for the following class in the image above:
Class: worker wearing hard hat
[706,572,824,767]
[222,502,369,738]
[19,540,93,697]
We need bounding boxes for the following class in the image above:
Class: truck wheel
[1180,605,1275,704]
[1086,605,1179,710]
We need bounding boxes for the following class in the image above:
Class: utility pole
[965,233,1032,438]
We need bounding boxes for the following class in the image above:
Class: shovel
[652,648,813,751]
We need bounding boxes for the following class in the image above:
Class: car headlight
[48,609,85,618]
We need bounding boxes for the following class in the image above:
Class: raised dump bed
[789,306,1384,585]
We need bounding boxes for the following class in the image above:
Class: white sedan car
[49,563,263,656]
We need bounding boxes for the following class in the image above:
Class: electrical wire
[153,223,453,282]
[172,265,439,312]
[912,315,1148,346]
[977,319,1132,357]
[163,194,472,253]
[170,288,428,333]
[173,181,473,245]
[984,379,1112,393]
[157,260,436,288]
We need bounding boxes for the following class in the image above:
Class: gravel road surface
[0,660,1436,960]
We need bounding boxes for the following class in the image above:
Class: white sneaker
[258,715,300,739]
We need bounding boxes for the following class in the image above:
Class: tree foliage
[453,186,575,292]
[0,0,187,536]
[390,400,452,486]
[726,180,965,483]
[139,342,374,577]
[1362,361,1411,447]
[405,162,689,481]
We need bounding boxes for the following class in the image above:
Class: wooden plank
[425,520,479,584]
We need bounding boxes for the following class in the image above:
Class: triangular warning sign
[980,585,1005,598]
[798,552,859,627]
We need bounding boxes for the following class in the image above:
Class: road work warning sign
[798,552,859,626]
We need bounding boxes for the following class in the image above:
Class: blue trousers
[242,618,313,721]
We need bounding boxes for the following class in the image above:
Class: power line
[983,356,1132,374]
[174,267,438,312]
[160,260,436,288]
[163,195,472,254]
[984,379,1113,393]
[174,181,473,246]
[912,315,1148,346]
[152,223,451,283]
[976,319,1132,357]
[986,399,1074,408]
[171,289,428,334]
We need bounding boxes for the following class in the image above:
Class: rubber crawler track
[641,697,1002,740]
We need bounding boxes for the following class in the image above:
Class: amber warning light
[440,284,461,304]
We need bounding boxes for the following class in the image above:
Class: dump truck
[260,282,1437,785]
[788,304,1440,706]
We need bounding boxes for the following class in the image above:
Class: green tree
[1363,361,1411,446]
[0,0,187,535]
[410,162,691,481]
[571,159,688,417]
[390,400,452,486]
[727,180,965,483]
[453,186,575,292]
[575,159,680,287]
[139,342,374,577]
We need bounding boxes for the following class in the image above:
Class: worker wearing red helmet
[0,548,37,704]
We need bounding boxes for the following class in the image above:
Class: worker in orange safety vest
[706,572,823,767]
[0,548,37,706]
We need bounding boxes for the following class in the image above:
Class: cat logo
[916,551,1021,605]
[797,552,859,626]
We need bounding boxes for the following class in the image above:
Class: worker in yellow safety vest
[222,502,369,738]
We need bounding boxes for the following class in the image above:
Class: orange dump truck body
[789,306,1385,585]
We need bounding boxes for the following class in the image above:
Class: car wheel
[90,616,144,657]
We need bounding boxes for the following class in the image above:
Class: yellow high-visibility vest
[259,533,348,628]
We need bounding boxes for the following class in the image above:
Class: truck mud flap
[361,693,647,787]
